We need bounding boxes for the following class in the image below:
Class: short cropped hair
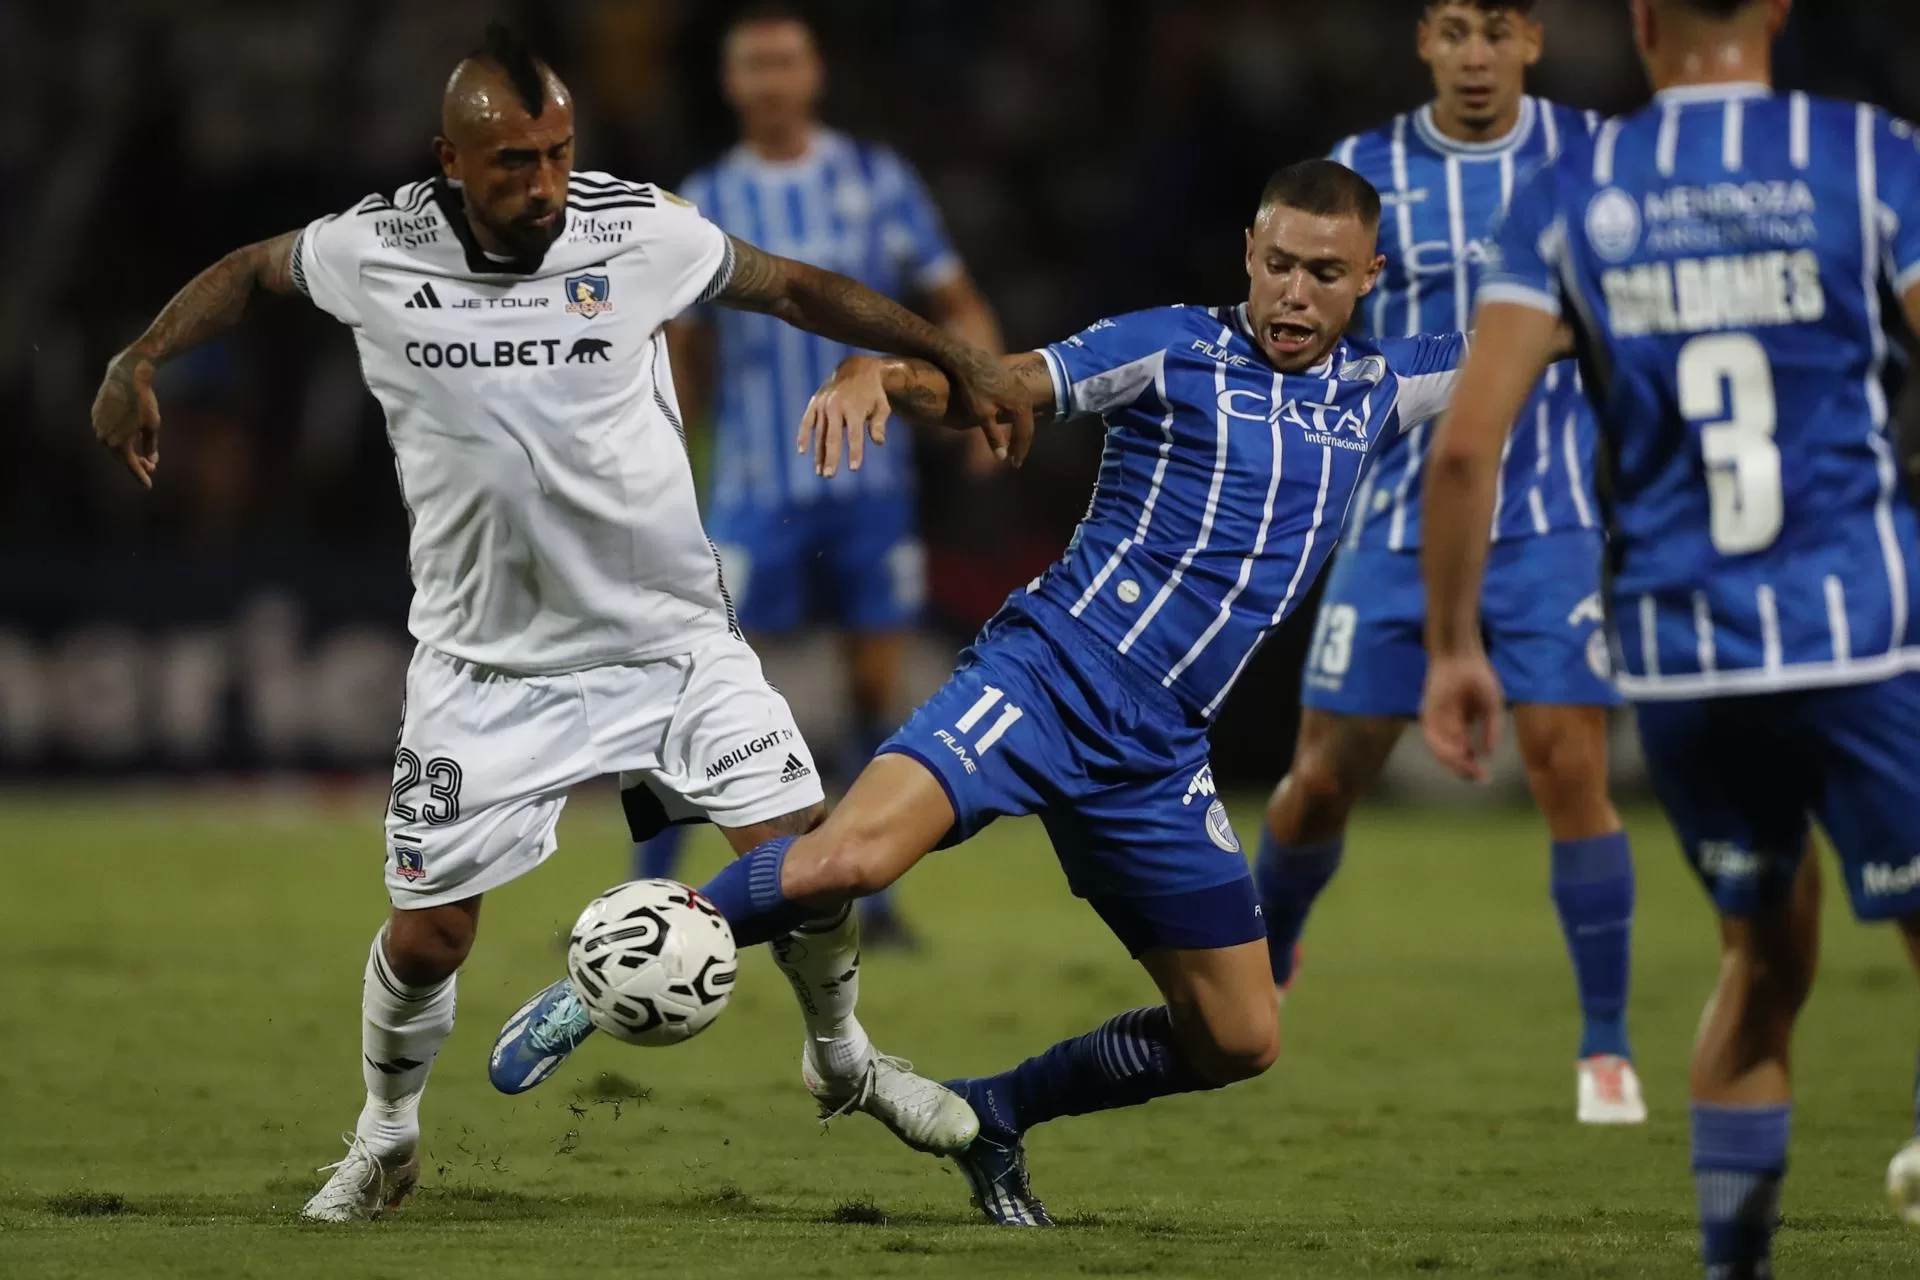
[1257,161,1382,231]
[469,21,548,118]
[728,2,813,37]
[1667,0,1763,15]
[1425,1,1538,15]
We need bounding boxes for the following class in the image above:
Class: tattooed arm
[90,231,304,487]
[715,236,1035,465]
[798,352,1058,479]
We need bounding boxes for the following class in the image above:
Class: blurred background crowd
[5,0,1920,781]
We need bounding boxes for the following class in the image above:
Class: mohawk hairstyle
[471,20,549,118]
[1258,160,1382,230]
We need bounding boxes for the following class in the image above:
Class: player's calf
[1257,711,1403,991]
[382,899,481,987]
[1512,703,1641,1098]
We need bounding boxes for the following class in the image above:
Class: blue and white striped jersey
[1030,305,1466,718]
[1334,96,1603,551]
[1483,84,1920,698]
[681,130,962,512]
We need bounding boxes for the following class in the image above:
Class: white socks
[769,904,873,1080]
[357,931,456,1157]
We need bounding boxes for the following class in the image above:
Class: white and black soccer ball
[565,879,737,1046]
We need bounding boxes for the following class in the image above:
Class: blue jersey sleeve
[873,148,962,293]
[1478,160,1570,319]
[1874,111,1920,296]
[1376,332,1469,427]
[1039,310,1178,420]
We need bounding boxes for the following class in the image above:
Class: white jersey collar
[1414,96,1538,157]
[727,127,840,180]
[1653,81,1772,105]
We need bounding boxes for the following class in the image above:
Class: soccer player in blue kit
[494,158,1572,1224]
[1421,0,1920,1271]
[1255,0,1648,1126]
[629,4,1003,946]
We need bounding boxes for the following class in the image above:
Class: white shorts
[384,637,823,908]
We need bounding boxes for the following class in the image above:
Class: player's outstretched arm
[714,236,1035,465]
[797,353,1055,479]
[1418,300,1563,782]
[90,231,303,488]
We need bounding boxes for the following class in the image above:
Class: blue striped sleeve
[1043,310,1174,419]
[1874,111,1920,295]
[677,168,716,218]
[1479,159,1566,317]
[1378,332,1469,427]
[874,147,963,291]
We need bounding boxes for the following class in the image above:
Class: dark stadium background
[3,0,1918,783]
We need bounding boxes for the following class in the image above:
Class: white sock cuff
[368,931,452,1004]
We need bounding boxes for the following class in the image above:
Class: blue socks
[1692,1102,1789,1279]
[695,837,819,948]
[949,1007,1217,1138]
[630,824,687,882]
[1550,833,1636,1060]
[1253,833,1343,986]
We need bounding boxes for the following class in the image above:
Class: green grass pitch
[2,792,1915,1277]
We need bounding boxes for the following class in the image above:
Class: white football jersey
[294,172,739,675]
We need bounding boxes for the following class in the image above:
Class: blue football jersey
[1483,83,1920,698]
[1335,96,1604,551]
[680,130,962,512]
[1029,305,1466,718]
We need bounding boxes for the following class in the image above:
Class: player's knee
[785,819,897,901]
[1272,746,1361,837]
[1176,997,1280,1085]
[1517,714,1612,827]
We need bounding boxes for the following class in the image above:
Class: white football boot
[1577,1054,1649,1125]
[300,1133,420,1222]
[802,1040,979,1156]
[1886,1137,1920,1224]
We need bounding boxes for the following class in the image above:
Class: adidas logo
[404,282,443,309]
[779,753,813,784]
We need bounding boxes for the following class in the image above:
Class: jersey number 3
[1679,334,1782,555]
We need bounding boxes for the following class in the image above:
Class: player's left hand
[90,351,162,489]
[1421,650,1504,783]
[800,356,893,478]
[947,353,1035,468]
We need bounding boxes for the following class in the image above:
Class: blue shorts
[880,597,1263,957]
[1302,529,1621,717]
[1636,672,1920,922]
[709,497,923,635]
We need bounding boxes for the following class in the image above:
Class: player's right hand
[1420,650,1504,784]
[948,353,1035,468]
[800,355,892,478]
[90,351,162,489]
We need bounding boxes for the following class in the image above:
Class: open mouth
[1267,321,1317,357]
[1458,86,1495,111]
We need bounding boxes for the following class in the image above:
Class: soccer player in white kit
[87,26,1031,1222]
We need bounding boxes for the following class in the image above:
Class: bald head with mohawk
[434,22,576,261]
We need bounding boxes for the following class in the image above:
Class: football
[565,879,738,1046]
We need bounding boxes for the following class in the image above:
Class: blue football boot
[951,1128,1055,1227]
[489,978,595,1095]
